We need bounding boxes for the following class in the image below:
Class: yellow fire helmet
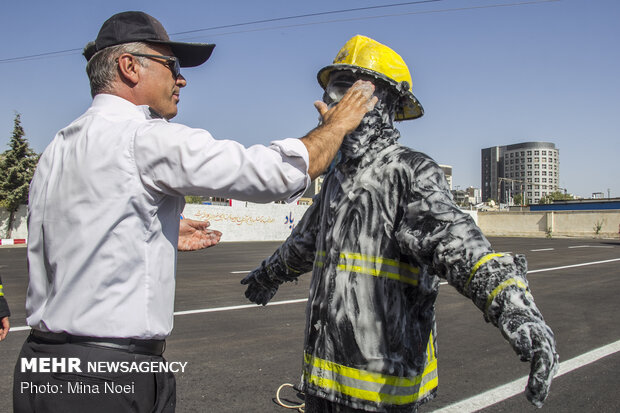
[317,35,423,121]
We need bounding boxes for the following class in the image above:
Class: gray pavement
[1,237,619,412]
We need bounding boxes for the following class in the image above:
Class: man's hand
[178,219,222,251]
[302,80,378,179]
[499,310,559,407]
[240,267,282,306]
[0,316,9,341]
[315,80,378,135]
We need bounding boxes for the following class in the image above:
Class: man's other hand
[0,316,9,341]
[178,219,222,251]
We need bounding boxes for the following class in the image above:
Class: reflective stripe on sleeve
[484,277,532,315]
[0,284,3,297]
[465,253,505,291]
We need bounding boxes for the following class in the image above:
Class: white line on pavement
[529,258,620,274]
[429,339,620,413]
[568,245,614,249]
[530,248,554,252]
[230,270,251,274]
[11,258,619,331]
[174,298,308,316]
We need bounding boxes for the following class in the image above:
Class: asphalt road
[0,237,619,412]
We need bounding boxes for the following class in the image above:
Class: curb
[0,239,27,246]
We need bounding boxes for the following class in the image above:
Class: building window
[527,157,532,162]
[527,171,532,176]
[535,150,540,155]
[542,151,547,155]
[535,178,540,182]
[535,164,540,169]
[527,151,532,155]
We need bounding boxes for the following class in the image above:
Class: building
[482,142,560,205]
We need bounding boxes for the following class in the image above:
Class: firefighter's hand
[241,267,282,306]
[499,309,559,407]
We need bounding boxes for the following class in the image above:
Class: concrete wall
[182,202,311,242]
[0,205,28,239]
[478,210,620,238]
[3,204,618,242]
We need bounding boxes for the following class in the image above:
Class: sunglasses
[129,53,181,79]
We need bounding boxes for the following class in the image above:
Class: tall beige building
[482,142,560,205]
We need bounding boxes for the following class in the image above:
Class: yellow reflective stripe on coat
[0,284,3,297]
[314,251,419,286]
[303,332,438,406]
[465,253,505,291]
[485,278,532,315]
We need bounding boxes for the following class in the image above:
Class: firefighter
[242,35,558,412]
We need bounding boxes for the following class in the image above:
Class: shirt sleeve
[133,121,311,203]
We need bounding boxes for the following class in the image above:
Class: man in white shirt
[13,11,377,413]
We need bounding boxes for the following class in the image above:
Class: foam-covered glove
[241,266,282,306]
[498,305,559,407]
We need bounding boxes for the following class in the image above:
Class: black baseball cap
[83,11,215,67]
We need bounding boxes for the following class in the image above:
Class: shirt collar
[90,94,168,122]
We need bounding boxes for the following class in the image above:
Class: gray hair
[85,42,150,97]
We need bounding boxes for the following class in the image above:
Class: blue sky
[1,0,618,199]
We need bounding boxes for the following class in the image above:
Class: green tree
[0,113,39,237]
[184,196,205,204]
[538,191,574,205]
[513,193,524,206]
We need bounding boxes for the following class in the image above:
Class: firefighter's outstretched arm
[395,156,558,407]
[242,195,322,305]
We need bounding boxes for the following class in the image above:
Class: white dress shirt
[26,94,310,339]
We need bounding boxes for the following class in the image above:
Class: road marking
[174,298,308,316]
[429,339,620,413]
[530,248,554,252]
[11,257,619,331]
[230,270,251,274]
[529,258,620,274]
[568,245,614,249]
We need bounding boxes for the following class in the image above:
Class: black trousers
[13,335,176,413]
